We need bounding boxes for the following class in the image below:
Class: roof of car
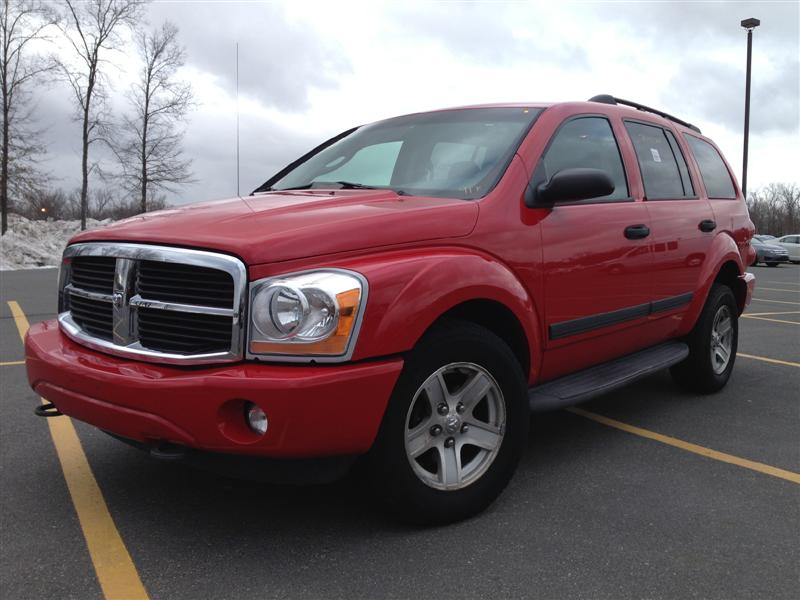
[420,97,702,135]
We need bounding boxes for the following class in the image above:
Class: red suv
[25,96,756,523]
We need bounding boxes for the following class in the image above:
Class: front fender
[677,232,746,336]
[340,248,542,379]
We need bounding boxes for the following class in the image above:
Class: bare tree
[0,0,57,234]
[747,183,800,236]
[57,0,145,230]
[114,21,193,212]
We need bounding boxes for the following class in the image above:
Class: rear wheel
[369,320,528,524]
[766,262,779,267]
[671,284,738,393]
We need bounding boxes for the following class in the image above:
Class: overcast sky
[37,0,800,205]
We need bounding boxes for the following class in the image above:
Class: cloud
[390,3,589,69]
[21,0,800,207]
[596,0,799,51]
[148,2,351,112]
[665,56,799,134]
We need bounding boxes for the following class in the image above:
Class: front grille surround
[58,243,247,365]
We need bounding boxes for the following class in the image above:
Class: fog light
[244,402,268,435]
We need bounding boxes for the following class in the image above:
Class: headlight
[248,269,367,360]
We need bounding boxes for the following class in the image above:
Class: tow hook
[149,441,188,461]
[34,402,63,417]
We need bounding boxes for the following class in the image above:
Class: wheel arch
[676,234,748,337]
[348,249,542,382]
[425,299,531,378]
[714,259,748,314]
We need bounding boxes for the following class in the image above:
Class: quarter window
[684,135,737,199]
[624,121,692,199]
[537,117,629,201]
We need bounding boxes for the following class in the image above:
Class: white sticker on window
[650,148,662,162]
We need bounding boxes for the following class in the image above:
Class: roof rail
[588,94,702,134]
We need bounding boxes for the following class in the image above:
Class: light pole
[740,17,760,199]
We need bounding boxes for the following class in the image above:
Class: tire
[766,262,779,267]
[368,320,528,524]
[670,284,738,394]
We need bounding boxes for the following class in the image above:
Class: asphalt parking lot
[1,265,798,599]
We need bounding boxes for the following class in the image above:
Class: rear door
[622,120,713,337]
[536,114,654,375]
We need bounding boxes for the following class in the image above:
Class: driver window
[538,117,629,200]
[313,141,403,186]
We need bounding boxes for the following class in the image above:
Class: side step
[529,342,689,412]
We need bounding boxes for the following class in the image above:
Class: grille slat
[137,290,233,305]
[68,292,113,341]
[137,316,232,336]
[137,260,234,309]
[137,319,232,340]
[70,256,116,294]
[64,248,241,360]
[137,307,232,354]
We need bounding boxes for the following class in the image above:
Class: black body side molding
[549,292,693,340]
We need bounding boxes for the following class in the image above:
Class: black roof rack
[588,94,701,134]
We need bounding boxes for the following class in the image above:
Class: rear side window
[538,116,629,200]
[685,136,737,199]
[664,130,694,196]
[624,121,692,199]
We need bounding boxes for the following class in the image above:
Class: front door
[534,115,654,380]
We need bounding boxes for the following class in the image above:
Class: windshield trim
[251,108,544,200]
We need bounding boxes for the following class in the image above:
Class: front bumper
[25,320,403,458]
[762,253,789,263]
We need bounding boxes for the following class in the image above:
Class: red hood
[69,190,479,266]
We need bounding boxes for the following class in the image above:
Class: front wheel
[766,262,779,267]
[671,284,738,393]
[368,320,528,524]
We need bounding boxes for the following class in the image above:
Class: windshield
[263,107,542,200]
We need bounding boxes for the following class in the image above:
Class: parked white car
[774,234,800,263]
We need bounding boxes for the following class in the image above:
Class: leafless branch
[1,0,59,234]
[57,0,146,230]
[747,183,800,237]
[112,20,195,212]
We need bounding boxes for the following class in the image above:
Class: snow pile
[0,214,112,271]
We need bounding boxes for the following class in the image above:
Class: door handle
[699,219,717,232]
[624,224,650,240]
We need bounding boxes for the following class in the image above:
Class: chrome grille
[70,256,116,294]
[137,307,234,354]
[68,293,114,341]
[58,243,247,365]
[136,260,234,308]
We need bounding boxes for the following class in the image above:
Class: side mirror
[526,168,615,207]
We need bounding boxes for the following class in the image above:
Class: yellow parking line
[751,298,800,306]
[744,311,800,316]
[568,407,800,484]
[0,360,25,366]
[7,301,149,600]
[738,353,800,368]
[741,315,800,325]
[757,287,800,293]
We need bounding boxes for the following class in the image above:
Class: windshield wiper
[260,181,378,192]
[328,181,378,189]
[260,181,412,195]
